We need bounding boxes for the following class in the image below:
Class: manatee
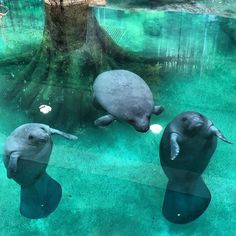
[3,123,78,219]
[159,112,232,224]
[93,70,164,132]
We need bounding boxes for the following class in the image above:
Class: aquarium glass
[0,0,235,235]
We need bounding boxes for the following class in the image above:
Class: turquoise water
[0,1,236,235]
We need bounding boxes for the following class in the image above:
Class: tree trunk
[5,0,161,130]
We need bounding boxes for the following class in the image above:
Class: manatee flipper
[50,128,78,140]
[209,126,232,144]
[153,105,164,116]
[170,133,180,160]
[20,172,62,219]
[7,152,20,179]
[162,177,211,224]
[94,114,115,126]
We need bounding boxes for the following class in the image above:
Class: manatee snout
[133,117,150,132]
[28,129,50,145]
[182,114,204,132]
[188,120,204,131]
[135,125,149,133]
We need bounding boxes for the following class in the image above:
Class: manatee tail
[162,176,211,224]
[20,172,62,219]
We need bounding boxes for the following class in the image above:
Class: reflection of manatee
[93,70,164,132]
[160,112,232,224]
[3,123,78,219]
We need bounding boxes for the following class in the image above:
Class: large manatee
[159,112,232,224]
[93,70,164,132]
[3,123,77,219]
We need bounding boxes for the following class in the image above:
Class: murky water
[0,1,236,235]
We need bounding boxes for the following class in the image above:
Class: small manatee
[3,123,78,219]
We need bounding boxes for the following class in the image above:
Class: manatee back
[93,70,154,119]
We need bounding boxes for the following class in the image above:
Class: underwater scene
[0,0,236,235]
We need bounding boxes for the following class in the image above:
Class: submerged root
[0,52,35,67]
[5,45,99,127]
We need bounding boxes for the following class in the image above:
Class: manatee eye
[199,114,204,119]
[28,135,34,140]
[40,127,46,131]
[181,117,187,122]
